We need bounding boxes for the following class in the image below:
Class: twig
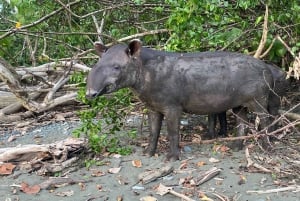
[247,185,300,194]
[156,183,196,201]
[105,29,169,46]
[92,15,102,43]
[245,147,272,173]
[180,118,299,146]
[211,192,230,201]
[92,10,106,44]
[275,35,298,59]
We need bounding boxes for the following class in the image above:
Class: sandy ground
[0,120,299,201]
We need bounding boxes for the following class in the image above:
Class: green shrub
[73,82,136,155]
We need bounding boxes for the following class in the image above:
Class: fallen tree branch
[0,58,87,116]
[180,119,300,147]
[43,73,70,103]
[0,58,40,111]
[0,92,41,119]
[16,61,90,78]
[0,137,86,164]
[39,176,92,190]
[247,185,300,194]
[38,92,77,113]
[39,157,79,174]
[138,164,174,184]
[195,167,222,185]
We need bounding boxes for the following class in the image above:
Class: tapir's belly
[182,93,248,114]
[137,76,263,115]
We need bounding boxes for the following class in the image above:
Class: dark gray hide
[86,40,273,161]
[207,64,288,139]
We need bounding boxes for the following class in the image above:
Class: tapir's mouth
[86,84,116,99]
[101,83,115,94]
[97,84,116,96]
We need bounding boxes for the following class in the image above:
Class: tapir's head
[86,39,142,99]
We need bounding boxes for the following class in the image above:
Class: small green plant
[84,159,106,169]
[73,79,136,156]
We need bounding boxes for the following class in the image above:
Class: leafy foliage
[165,0,300,68]
[73,84,135,155]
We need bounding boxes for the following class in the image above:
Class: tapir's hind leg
[206,114,217,139]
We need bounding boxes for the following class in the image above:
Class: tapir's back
[139,50,273,113]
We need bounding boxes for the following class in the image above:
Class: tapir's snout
[85,88,99,100]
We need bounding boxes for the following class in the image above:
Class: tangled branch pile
[0,58,90,122]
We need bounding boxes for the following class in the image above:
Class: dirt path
[0,120,299,201]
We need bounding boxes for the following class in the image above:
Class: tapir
[86,40,274,161]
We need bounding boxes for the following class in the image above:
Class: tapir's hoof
[143,147,156,157]
[203,132,214,140]
[166,152,180,161]
[218,130,228,138]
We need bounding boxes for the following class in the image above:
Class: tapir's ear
[94,42,108,57]
[127,39,142,57]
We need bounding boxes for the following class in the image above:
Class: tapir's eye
[113,66,120,71]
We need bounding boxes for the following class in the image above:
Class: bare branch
[24,35,37,66]
[16,61,90,77]
[38,92,77,113]
[106,29,169,46]
[254,4,268,59]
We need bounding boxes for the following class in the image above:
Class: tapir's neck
[130,48,173,94]
[140,47,186,61]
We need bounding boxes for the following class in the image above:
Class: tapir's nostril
[85,89,98,99]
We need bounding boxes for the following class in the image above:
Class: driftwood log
[0,137,87,175]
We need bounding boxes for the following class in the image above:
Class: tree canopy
[0,0,299,72]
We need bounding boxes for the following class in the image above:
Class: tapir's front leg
[144,110,163,156]
[207,114,217,139]
[165,108,182,161]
